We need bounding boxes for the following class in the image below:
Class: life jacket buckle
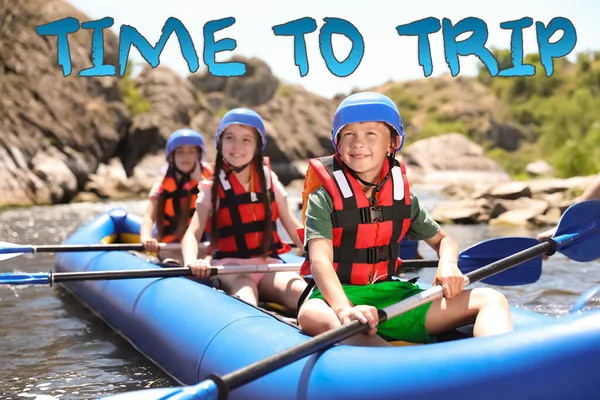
[367,245,391,264]
[369,206,383,223]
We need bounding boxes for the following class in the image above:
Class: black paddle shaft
[49,240,553,283]
[208,312,385,400]
[210,239,556,400]
[48,259,437,284]
[400,259,438,270]
[50,266,194,283]
[33,243,145,253]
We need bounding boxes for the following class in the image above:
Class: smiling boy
[296,92,513,346]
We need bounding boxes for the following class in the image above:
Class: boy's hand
[187,258,212,278]
[141,237,159,253]
[335,305,379,335]
[433,262,464,299]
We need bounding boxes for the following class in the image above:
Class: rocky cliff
[0,0,575,211]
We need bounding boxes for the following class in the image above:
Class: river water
[0,187,598,399]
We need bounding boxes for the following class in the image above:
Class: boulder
[526,160,555,177]
[402,133,511,184]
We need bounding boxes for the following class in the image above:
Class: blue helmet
[331,92,405,152]
[165,129,206,160]
[214,108,267,150]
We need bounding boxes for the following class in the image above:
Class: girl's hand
[187,258,212,278]
[191,161,203,182]
[141,237,159,253]
[433,262,465,299]
[335,305,379,335]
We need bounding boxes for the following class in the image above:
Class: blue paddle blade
[553,200,600,262]
[0,242,34,261]
[97,381,218,400]
[399,239,419,260]
[0,243,34,254]
[0,272,51,286]
[458,237,542,286]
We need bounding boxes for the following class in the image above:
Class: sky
[66,0,600,99]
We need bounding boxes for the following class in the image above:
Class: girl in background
[141,129,213,264]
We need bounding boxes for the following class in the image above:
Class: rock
[440,182,493,200]
[489,208,543,227]
[536,191,566,204]
[0,147,37,206]
[431,199,491,224]
[0,0,128,206]
[121,113,162,175]
[136,67,198,132]
[402,133,511,184]
[532,207,562,227]
[486,120,523,152]
[120,66,199,175]
[71,192,99,203]
[129,153,167,194]
[526,160,555,177]
[433,174,597,226]
[224,57,279,107]
[0,0,590,212]
[189,57,279,107]
[489,198,549,226]
[483,182,532,200]
[188,71,227,93]
[85,158,135,199]
[203,92,226,113]
[495,198,549,217]
[31,148,78,203]
[527,176,598,196]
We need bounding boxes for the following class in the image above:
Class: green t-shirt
[304,186,440,244]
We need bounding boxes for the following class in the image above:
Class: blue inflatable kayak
[55,209,600,400]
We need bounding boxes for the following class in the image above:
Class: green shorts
[308,280,433,343]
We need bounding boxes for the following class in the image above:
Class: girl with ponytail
[141,129,213,264]
[182,108,306,309]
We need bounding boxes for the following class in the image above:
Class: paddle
[122,200,600,400]
[0,236,542,286]
[0,263,303,286]
[0,239,420,261]
[0,260,442,286]
[0,241,187,262]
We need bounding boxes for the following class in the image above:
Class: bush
[476,49,600,178]
[119,62,151,115]
[553,127,600,177]
[419,120,468,139]
[485,147,537,177]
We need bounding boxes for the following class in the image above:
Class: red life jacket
[298,154,412,285]
[158,161,213,243]
[214,157,291,259]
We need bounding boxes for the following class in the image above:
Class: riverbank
[430,175,597,227]
[2,160,594,232]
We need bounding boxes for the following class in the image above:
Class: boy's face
[337,122,396,176]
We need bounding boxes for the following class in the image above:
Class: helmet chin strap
[342,155,394,204]
[224,160,253,176]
